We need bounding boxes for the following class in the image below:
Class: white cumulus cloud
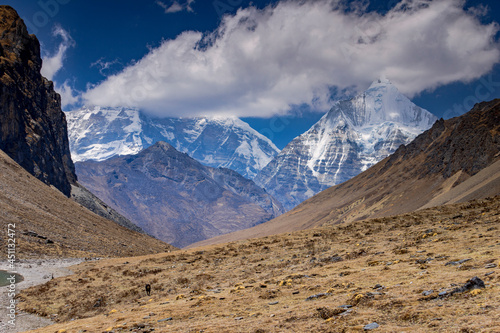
[41,26,75,81]
[83,0,500,118]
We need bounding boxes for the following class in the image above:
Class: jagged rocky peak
[0,5,76,196]
[0,6,40,70]
[145,140,176,153]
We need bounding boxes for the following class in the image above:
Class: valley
[17,196,500,332]
[0,2,499,332]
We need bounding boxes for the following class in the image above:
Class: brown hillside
[190,99,500,248]
[0,149,175,258]
[19,196,500,332]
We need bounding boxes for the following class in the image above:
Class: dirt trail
[0,259,83,332]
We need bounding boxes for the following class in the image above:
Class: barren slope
[0,149,175,259]
[19,196,500,332]
[190,100,500,248]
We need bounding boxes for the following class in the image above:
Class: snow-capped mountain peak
[255,79,438,210]
[65,107,280,179]
[327,78,435,129]
[66,107,145,163]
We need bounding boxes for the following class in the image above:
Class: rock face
[255,79,437,210]
[0,6,76,196]
[75,142,284,248]
[66,107,280,179]
[383,100,500,178]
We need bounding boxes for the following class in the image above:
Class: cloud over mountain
[83,0,500,118]
[40,26,81,108]
[41,25,74,81]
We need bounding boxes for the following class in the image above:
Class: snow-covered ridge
[255,79,438,210]
[66,107,145,162]
[65,107,280,179]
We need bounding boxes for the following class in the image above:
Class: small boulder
[441,276,486,297]
[421,290,433,296]
[364,322,379,330]
[158,317,174,323]
[459,276,485,292]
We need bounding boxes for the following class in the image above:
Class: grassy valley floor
[18,196,500,332]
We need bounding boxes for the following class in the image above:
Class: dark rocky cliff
[0,5,76,196]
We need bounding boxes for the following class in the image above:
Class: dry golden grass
[19,197,500,332]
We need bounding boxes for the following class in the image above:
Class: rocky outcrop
[384,99,500,178]
[75,141,284,248]
[0,6,76,196]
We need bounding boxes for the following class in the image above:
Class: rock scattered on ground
[439,276,486,297]
[364,322,379,330]
[305,293,330,301]
[445,258,472,266]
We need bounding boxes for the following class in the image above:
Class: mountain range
[66,80,437,213]
[66,107,280,180]
[255,78,438,210]
[190,98,500,248]
[3,3,500,332]
[2,1,497,260]
[75,141,284,248]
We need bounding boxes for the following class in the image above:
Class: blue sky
[4,0,500,149]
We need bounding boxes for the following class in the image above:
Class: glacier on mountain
[254,79,438,210]
[65,107,280,179]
